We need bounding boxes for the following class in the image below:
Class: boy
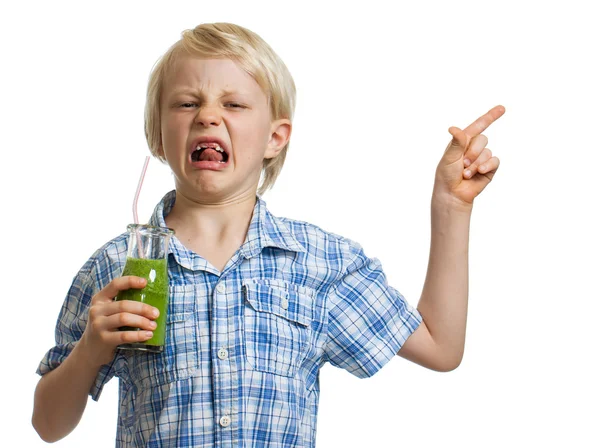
[33,22,504,447]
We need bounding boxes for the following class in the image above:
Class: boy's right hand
[79,276,159,368]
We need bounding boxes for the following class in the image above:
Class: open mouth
[191,143,229,164]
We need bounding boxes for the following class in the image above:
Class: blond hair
[144,23,296,195]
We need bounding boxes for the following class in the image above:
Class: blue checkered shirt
[38,190,422,447]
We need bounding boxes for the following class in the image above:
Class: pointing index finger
[463,105,505,139]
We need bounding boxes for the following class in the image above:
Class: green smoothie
[115,257,169,350]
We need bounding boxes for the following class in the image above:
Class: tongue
[199,148,224,162]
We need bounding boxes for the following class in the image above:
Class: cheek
[161,115,187,147]
[233,116,272,148]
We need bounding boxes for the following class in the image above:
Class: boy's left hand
[434,105,505,208]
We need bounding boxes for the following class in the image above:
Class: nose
[194,105,222,127]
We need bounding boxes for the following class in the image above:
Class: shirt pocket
[243,279,314,377]
[127,284,199,386]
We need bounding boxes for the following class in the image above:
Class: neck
[164,190,258,271]
[166,190,257,232]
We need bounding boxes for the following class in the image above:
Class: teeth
[195,144,223,153]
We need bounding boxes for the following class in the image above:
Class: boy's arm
[397,105,505,372]
[32,341,103,442]
[397,195,471,371]
[32,276,157,442]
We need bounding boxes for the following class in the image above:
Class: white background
[1,0,598,446]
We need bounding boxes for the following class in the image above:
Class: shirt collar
[241,195,306,258]
[149,191,305,268]
[148,190,175,230]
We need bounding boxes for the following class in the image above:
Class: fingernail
[464,169,472,178]
[145,331,153,338]
[479,164,486,172]
[138,278,147,285]
[149,321,157,329]
[152,308,160,318]
[464,158,471,167]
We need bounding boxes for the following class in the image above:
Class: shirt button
[218,348,228,360]
[220,415,231,427]
[281,297,289,310]
[216,283,226,293]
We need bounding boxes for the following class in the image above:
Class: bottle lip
[126,224,175,236]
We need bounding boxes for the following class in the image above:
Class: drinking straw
[133,156,150,258]
[133,156,151,225]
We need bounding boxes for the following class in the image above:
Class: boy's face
[159,57,290,202]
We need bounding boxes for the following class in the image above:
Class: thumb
[444,126,469,160]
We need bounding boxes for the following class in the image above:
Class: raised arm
[397,105,505,371]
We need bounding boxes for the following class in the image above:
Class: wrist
[72,337,107,372]
[431,188,474,215]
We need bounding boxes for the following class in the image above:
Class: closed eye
[225,103,244,108]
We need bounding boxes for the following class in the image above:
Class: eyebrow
[169,88,247,97]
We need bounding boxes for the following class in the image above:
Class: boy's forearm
[416,191,472,368]
[32,341,101,443]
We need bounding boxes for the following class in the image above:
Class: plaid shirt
[38,191,422,447]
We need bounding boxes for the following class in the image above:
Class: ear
[264,118,292,159]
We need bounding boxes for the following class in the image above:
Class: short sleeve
[324,241,422,379]
[36,259,118,401]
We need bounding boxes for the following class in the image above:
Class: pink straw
[133,156,150,259]
[133,156,150,224]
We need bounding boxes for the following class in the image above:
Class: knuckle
[478,148,492,162]
[144,304,157,317]
[470,134,481,145]
[135,303,147,316]
[121,275,133,285]
[115,300,128,313]
[119,331,130,344]
[118,313,129,326]
[88,304,99,319]
[90,318,102,333]
[98,332,111,345]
